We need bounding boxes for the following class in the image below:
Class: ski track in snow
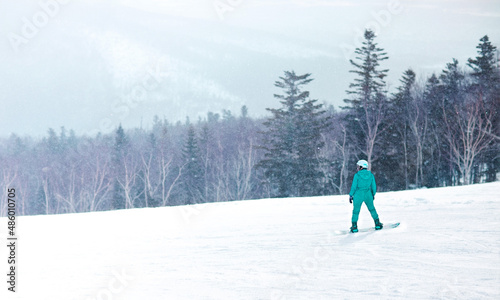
[1,182,500,299]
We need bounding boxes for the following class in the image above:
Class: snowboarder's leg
[351,197,363,223]
[364,197,379,221]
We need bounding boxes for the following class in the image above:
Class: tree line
[1,31,498,216]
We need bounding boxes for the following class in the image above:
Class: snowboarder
[348,160,382,233]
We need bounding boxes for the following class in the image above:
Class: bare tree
[161,163,184,206]
[335,124,354,194]
[443,97,494,184]
[234,140,255,200]
[408,84,429,187]
[84,148,113,212]
[0,164,18,217]
[320,122,353,194]
[362,93,389,167]
[53,165,79,214]
[116,152,141,209]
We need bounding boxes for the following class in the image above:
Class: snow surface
[1,182,500,299]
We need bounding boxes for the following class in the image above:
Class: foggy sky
[0,0,499,138]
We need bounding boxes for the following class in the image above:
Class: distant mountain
[2,0,494,137]
[0,0,342,137]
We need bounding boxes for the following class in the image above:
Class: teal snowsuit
[349,169,378,222]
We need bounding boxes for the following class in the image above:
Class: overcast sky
[0,0,499,138]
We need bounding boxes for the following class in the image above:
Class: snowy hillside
[0,0,342,137]
[4,0,497,137]
[2,182,500,299]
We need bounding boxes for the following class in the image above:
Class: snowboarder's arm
[371,174,377,197]
[349,174,358,197]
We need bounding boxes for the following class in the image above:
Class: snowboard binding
[350,222,358,233]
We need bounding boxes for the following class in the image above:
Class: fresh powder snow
[1,182,499,299]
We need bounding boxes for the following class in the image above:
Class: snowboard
[334,222,400,235]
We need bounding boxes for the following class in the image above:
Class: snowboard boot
[350,222,358,233]
[374,219,383,230]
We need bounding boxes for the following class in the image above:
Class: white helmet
[356,160,368,169]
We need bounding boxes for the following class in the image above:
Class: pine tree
[343,29,389,168]
[384,69,417,190]
[468,35,498,92]
[258,71,328,198]
[33,185,48,215]
[440,58,466,108]
[182,125,204,204]
[439,59,468,185]
[198,123,214,202]
[112,125,128,209]
[423,73,450,187]
[46,128,60,154]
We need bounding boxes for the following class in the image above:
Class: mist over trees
[1,31,498,216]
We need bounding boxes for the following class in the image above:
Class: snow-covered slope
[1,182,500,299]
